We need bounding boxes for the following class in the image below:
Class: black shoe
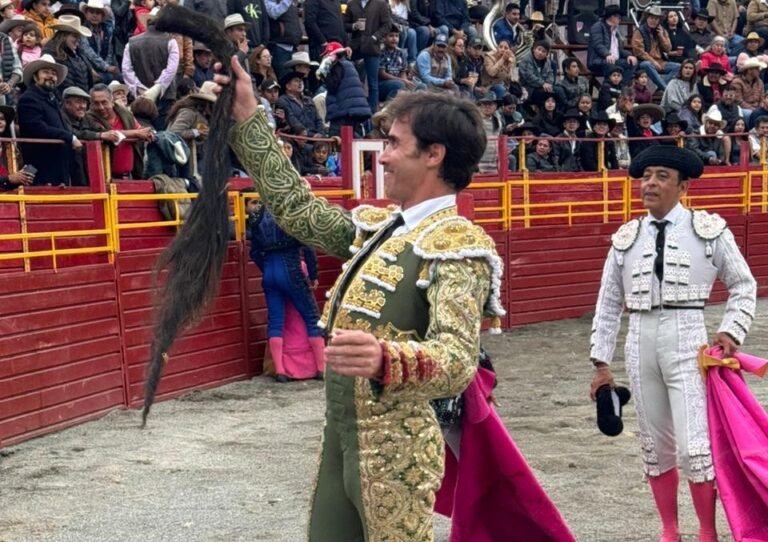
[275,374,290,383]
[314,372,324,381]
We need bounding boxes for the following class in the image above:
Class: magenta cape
[703,346,768,542]
[434,367,576,542]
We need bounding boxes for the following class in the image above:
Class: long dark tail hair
[141,5,236,427]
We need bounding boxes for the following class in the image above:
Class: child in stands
[633,69,653,104]
[598,66,624,110]
[17,23,41,67]
[302,141,331,176]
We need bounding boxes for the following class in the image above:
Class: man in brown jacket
[630,6,680,91]
[343,0,391,111]
[731,57,767,114]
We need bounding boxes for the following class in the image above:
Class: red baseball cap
[321,41,347,58]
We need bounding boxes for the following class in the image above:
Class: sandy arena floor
[1,301,767,542]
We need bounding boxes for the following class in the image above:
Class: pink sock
[268,337,285,375]
[689,480,717,542]
[648,469,680,542]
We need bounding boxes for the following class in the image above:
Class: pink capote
[703,346,768,542]
[434,367,576,542]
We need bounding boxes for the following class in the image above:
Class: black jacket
[304,0,346,50]
[18,85,75,186]
[228,0,270,48]
[43,44,93,93]
[587,20,630,73]
[579,133,618,171]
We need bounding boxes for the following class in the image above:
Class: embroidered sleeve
[590,248,625,364]
[378,258,491,400]
[712,229,757,345]
[230,111,355,259]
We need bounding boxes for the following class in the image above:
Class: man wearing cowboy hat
[122,9,179,126]
[731,57,766,113]
[79,0,119,82]
[192,42,213,88]
[659,111,690,146]
[227,0,269,50]
[477,91,502,172]
[690,9,715,52]
[552,108,583,172]
[691,107,728,164]
[276,70,327,139]
[631,5,680,91]
[17,54,82,186]
[590,145,756,542]
[627,103,665,158]
[587,5,638,80]
[284,50,321,94]
[696,62,728,109]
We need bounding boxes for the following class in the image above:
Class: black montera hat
[628,146,704,180]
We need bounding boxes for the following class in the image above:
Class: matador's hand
[326,329,383,379]
[212,56,259,124]
[590,364,615,401]
[713,332,739,357]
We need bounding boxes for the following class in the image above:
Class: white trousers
[625,309,715,482]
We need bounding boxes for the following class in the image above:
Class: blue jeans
[363,56,380,112]
[399,28,418,63]
[728,34,745,56]
[269,44,295,79]
[414,26,430,52]
[379,78,406,101]
[639,60,680,90]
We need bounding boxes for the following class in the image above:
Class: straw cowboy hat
[746,32,765,48]
[52,14,92,37]
[643,5,663,19]
[22,54,68,87]
[189,81,217,103]
[529,11,545,23]
[703,107,727,129]
[284,51,319,68]
[79,0,111,16]
[0,0,14,10]
[740,57,767,72]
[224,13,247,30]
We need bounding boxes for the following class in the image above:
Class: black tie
[325,214,405,335]
[653,220,668,282]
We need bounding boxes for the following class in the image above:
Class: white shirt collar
[393,194,457,235]
[645,202,685,232]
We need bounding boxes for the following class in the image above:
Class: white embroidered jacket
[590,206,757,364]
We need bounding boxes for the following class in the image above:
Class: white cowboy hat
[22,53,68,87]
[79,0,112,16]
[224,13,247,30]
[284,51,319,68]
[189,81,217,103]
[740,57,767,72]
[0,0,14,10]
[703,107,727,129]
[52,14,92,37]
[644,5,663,18]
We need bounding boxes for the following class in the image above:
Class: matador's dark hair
[141,5,236,427]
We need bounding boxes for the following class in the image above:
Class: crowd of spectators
[2,0,768,191]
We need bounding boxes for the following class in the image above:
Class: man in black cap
[589,145,756,542]
[587,5,638,80]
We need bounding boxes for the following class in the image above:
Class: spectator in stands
[587,5,637,80]
[633,69,653,104]
[0,25,22,104]
[483,38,515,99]
[434,0,476,41]
[526,136,557,172]
[659,111,689,147]
[192,42,214,88]
[748,113,768,160]
[532,92,560,136]
[731,58,766,117]
[691,107,728,164]
[493,2,523,51]
[680,94,705,133]
[301,140,331,175]
[699,36,733,80]
[716,85,747,125]
[508,121,538,171]
[110,0,133,63]
[18,24,43,68]
[225,14,252,76]
[283,51,321,95]
[317,41,371,137]
[663,9,696,62]
[86,83,154,179]
[597,65,624,111]
[389,0,419,65]
[727,116,748,164]
[379,26,415,101]
[555,57,588,110]
[690,9,716,54]
[367,105,391,139]
[606,86,635,125]
[80,0,119,83]
[580,111,618,171]
[408,0,435,52]
[304,0,346,61]
[265,0,302,79]
[0,0,14,21]
[501,93,523,133]
[415,33,455,92]
[660,59,699,114]
[631,6,679,91]
[748,90,768,128]
[746,0,768,46]
[130,96,158,128]
[709,0,744,55]
[173,32,195,86]
[518,40,555,105]
[477,91,501,172]
[122,14,180,128]
[277,71,326,138]
[61,86,115,186]
[697,62,728,108]
[260,79,287,130]
[455,36,487,99]
[22,0,56,44]
[552,108,582,172]
[610,111,630,168]
[43,15,93,93]
[627,103,664,157]
[0,17,30,47]
[344,0,391,112]
[448,35,467,87]
[0,106,36,191]
[248,45,277,87]
[736,32,768,74]
[167,81,215,165]
[227,0,269,50]
[17,55,81,185]
[576,93,594,125]
[108,80,129,107]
